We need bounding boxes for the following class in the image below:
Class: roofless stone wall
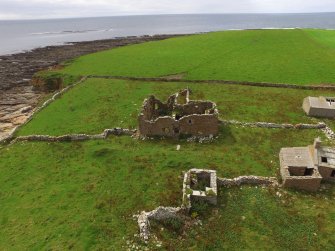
[138,89,219,138]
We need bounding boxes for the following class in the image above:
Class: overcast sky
[1,0,335,20]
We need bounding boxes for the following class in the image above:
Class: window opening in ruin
[326,98,335,106]
[304,168,314,176]
[288,166,308,176]
[321,156,328,163]
[163,128,170,133]
[188,119,193,125]
[155,103,159,110]
[174,128,180,134]
[331,170,335,177]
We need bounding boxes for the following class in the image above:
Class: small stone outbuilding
[317,146,335,183]
[138,89,219,138]
[279,138,335,192]
[303,96,335,118]
[182,169,218,211]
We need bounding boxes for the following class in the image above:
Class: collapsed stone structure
[138,89,219,138]
[182,169,218,211]
[303,96,335,118]
[137,168,277,241]
[279,138,335,192]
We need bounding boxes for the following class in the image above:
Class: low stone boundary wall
[137,207,183,242]
[217,176,278,187]
[88,75,335,90]
[220,120,326,129]
[136,170,278,242]
[11,128,135,143]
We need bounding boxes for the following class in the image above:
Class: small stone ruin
[136,168,277,242]
[279,138,335,192]
[138,89,219,138]
[303,96,335,118]
[182,169,218,211]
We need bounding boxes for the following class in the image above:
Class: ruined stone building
[303,96,335,118]
[279,138,335,192]
[182,169,218,211]
[138,89,219,138]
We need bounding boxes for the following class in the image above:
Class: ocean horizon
[1,13,335,56]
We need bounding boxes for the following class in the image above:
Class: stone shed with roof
[138,89,219,138]
[303,96,335,118]
[279,138,335,192]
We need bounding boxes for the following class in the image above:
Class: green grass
[3,28,335,250]
[173,186,335,250]
[59,29,335,85]
[1,127,334,250]
[306,29,335,49]
[17,78,335,136]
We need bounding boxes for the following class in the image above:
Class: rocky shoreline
[0,34,186,141]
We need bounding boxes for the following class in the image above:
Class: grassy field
[306,29,335,49]
[2,28,335,250]
[17,78,335,136]
[58,29,335,85]
[1,127,334,250]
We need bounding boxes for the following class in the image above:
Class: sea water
[1,13,335,55]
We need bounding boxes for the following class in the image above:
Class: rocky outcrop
[0,86,40,142]
[0,77,88,143]
[0,34,187,92]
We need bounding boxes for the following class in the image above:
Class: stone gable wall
[138,90,219,138]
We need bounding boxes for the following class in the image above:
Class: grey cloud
[0,0,334,20]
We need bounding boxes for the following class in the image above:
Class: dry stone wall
[217,176,278,187]
[11,128,135,143]
[137,207,184,242]
[220,120,326,129]
[136,169,279,242]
